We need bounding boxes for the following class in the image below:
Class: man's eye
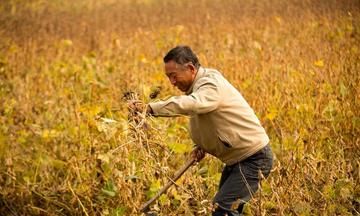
[168,74,176,79]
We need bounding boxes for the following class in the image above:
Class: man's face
[164,60,197,92]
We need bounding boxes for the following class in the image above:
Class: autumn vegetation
[0,0,359,215]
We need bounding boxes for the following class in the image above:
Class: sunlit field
[0,0,359,215]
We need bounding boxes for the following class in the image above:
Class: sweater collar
[186,66,205,95]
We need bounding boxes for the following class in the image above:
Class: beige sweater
[149,67,269,165]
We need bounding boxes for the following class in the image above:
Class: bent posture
[142,46,273,215]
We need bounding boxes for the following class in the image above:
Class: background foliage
[0,0,359,215]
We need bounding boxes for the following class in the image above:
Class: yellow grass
[0,0,359,215]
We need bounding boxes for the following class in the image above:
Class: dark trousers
[212,144,273,216]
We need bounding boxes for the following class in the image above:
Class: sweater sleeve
[149,77,221,117]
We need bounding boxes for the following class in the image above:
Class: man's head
[163,46,201,92]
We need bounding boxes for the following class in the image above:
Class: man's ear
[188,63,196,74]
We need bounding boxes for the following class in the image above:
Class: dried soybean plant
[122,87,162,147]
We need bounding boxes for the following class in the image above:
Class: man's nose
[169,77,176,85]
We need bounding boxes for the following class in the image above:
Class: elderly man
[140,46,273,215]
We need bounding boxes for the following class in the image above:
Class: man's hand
[128,100,144,113]
[191,147,205,162]
[128,100,153,116]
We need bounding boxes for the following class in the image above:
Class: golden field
[0,0,359,215]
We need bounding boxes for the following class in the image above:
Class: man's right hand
[127,100,144,113]
[191,147,205,162]
[128,100,153,116]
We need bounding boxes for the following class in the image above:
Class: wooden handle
[140,158,196,212]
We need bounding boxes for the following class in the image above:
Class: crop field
[0,0,359,215]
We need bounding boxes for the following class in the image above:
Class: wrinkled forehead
[164,60,183,74]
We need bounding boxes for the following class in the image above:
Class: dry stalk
[67,181,89,216]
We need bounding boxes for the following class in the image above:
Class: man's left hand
[191,147,205,162]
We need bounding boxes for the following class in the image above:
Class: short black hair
[163,46,201,69]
